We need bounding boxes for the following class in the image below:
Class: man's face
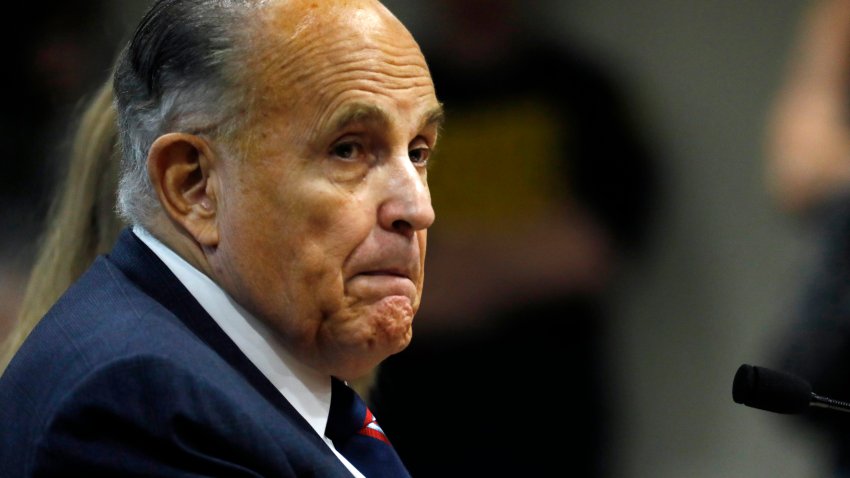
[209,0,441,379]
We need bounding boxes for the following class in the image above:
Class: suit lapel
[105,228,330,450]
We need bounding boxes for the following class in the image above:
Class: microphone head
[733,364,812,414]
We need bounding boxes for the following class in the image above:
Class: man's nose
[377,156,435,237]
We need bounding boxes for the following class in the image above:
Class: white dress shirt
[133,226,364,478]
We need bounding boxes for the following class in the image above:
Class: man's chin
[369,294,415,338]
[321,295,415,379]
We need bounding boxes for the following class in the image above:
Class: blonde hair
[0,81,123,373]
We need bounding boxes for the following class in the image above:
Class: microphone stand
[810,393,850,413]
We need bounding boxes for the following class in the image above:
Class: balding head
[233,0,432,153]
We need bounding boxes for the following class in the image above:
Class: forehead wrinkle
[306,48,433,92]
[247,37,328,99]
[349,51,430,75]
[250,39,430,116]
[283,49,434,125]
[310,68,433,96]
[294,38,429,79]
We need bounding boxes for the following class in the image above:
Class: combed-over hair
[114,0,258,227]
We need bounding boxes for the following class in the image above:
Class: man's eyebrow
[328,103,391,133]
[326,102,446,135]
[421,103,445,131]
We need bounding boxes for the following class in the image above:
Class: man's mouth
[359,269,409,279]
[348,269,417,301]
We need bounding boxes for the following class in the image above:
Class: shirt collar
[132,226,333,438]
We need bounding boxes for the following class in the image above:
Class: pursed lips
[346,262,419,301]
[359,268,410,278]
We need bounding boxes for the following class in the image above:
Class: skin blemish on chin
[375,296,414,328]
[371,296,414,352]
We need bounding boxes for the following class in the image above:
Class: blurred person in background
[371,0,659,475]
[0,82,120,372]
[0,1,123,349]
[766,0,850,476]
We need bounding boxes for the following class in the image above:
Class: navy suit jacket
[0,229,354,477]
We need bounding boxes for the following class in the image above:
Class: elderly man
[0,0,441,476]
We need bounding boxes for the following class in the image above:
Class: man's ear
[147,133,220,247]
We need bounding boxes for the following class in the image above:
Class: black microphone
[733,364,850,414]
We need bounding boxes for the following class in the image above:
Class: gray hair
[114,0,259,227]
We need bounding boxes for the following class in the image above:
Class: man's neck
[141,220,215,281]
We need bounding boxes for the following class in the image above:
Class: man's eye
[409,147,430,165]
[331,142,361,160]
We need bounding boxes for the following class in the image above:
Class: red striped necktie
[326,378,411,477]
